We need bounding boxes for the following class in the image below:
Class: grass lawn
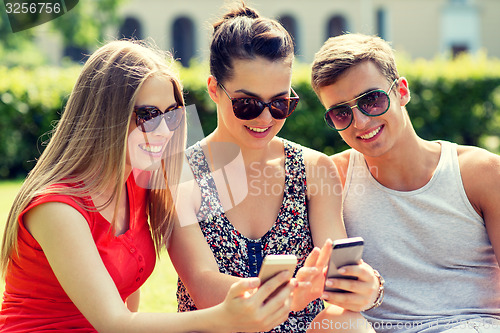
[0,179,179,313]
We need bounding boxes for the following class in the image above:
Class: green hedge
[399,54,500,148]
[0,66,81,178]
[2,54,500,179]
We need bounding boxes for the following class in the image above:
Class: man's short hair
[311,33,399,95]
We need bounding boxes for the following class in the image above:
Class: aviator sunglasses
[324,78,399,131]
[134,104,184,132]
[218,82,300,120]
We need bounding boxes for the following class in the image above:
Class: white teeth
[141,144,163,153]
[247,126,269,133]
[360,126,381,140]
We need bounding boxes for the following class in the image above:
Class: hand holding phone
[258,254,297,284]
[324,237,364,293]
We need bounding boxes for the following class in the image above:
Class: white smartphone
[258,254,298,284]
[324,237,364,293]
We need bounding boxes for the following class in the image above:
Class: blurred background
[2,0,500,179]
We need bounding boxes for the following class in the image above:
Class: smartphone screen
[324,237,364,293]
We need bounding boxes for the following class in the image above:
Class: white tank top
[343,141,500,332]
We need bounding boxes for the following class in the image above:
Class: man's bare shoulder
[330,150,352,186]
[457,145,500,173]
[301,145,330,163]
[301,145,341,183]
[330,150,351,170]
[457,145,500,215]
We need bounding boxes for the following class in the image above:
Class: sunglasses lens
[136,107,161,132]
[164,107,184,130]
[358,91,389,115]
[269,99,296,119]
[232,99,264,120]
[135,106,184,132]
[232,98,297,120]
[288,98,299,114]
[326,105,352,130]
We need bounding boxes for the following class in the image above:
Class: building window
[452,44,469,57]
[327,15,347,39]
[119,17,143,40]
[172,17,195,67]
[278,15,299,54]
[441,0,479,56]
[376,9,386,40]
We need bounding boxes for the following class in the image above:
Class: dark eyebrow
[357,88,379,98]
[330,87,380,108]
[166,102,179,110]
[135,102,178,111]
[234,89,289,100]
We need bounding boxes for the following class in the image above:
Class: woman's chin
[130,158,163,172]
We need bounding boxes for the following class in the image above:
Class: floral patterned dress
[176,139,324,332]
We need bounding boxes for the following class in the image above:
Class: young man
[310,33,500,332]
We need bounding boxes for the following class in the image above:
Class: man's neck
[363,136,442,191]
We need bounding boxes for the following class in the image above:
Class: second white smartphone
[258,254,297,283]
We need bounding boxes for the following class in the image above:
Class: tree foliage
[50,0,127,50]
[0,0,126,66]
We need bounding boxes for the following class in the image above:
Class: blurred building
[114,0,500,66]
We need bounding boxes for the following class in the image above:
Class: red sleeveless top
[0,175,156,332]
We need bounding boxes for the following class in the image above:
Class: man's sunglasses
[324,78,398,131]
[134,104,184,132]
[218,83,300,120]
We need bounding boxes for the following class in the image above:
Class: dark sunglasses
[133,104,184,132]
[324,79,398,131]
[218,83,300,120]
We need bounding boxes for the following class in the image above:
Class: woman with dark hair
[169,3,380,332]
[0,39,294,332]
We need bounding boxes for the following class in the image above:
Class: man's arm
[459,145,500,266]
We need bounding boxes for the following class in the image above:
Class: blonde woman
[0,40,293,332]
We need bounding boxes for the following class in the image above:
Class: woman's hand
[291,239,332,311]
[217,271,294,332]
[321,260,380,312]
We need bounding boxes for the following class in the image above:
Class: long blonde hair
[1,40,186,275]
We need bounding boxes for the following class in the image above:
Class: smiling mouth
[359,126,382,140]
[245,125,270,133]
[139,144,164,153]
